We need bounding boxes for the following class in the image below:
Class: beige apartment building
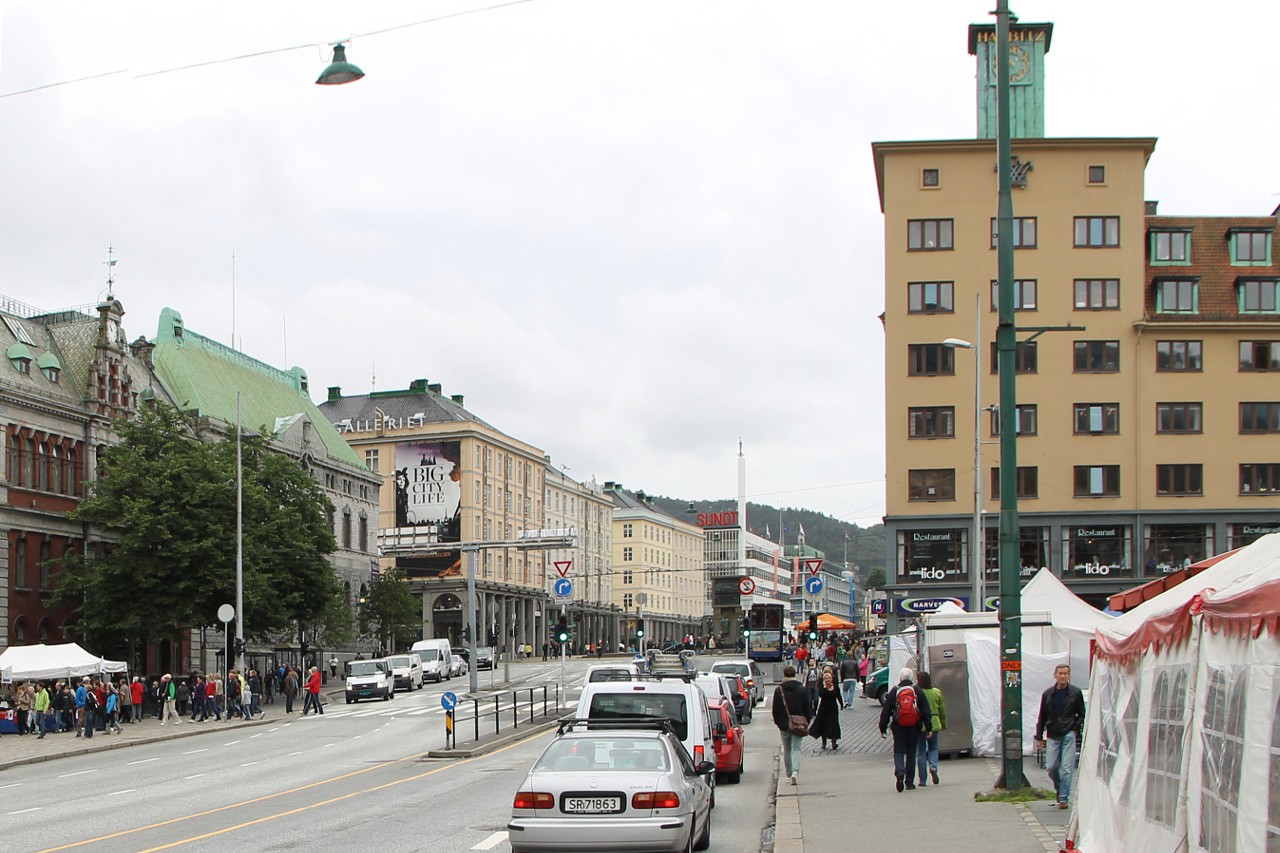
[543,462,618,652]
[605,483,706,649]
[875,20,1279,615]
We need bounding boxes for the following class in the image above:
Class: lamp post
[944,293,984,614]
[235,392,245,672]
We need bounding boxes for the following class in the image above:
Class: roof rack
[556,716,677,736]
[634,670,696,683]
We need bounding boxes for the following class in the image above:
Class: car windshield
[712,663,749,678]
[348,662,381,677]
[535,738,670,773]
[388,656,410,668]
[418,649,440,661]
[588,669,634,683]
[587,693,688,742]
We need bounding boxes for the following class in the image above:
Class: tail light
[694,744,705,764]
[740,687,749,701]
[746,678,755,688]
[513,792,554,809]
[725,727,735,744]
[633,791,681,809]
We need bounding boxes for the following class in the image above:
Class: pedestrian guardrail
[443,684,562,749]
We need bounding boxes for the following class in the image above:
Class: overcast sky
[2,1,1277,528]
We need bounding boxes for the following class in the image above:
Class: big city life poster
[394,441,463,578]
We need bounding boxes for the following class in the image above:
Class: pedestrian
[160,674,181,725]
[771,665,812,786]
[302,666,323,715]
[104,686,123,733]
[329,655,339,679]
[119,677,134,723]
[879,668,932,792]
[265,668,276,705]
[810,668,845,750]
[248,670,264,719]
[191,675,207,721]
[226,671,242,719]
[838,655,859,706]
[34,681,51,739]
[804,660,820,710]
[130,677,144,723]
[283,666,298,714]
[57,683,74,733]
[14,682,32,735]
[915,671,946,786]
[1035,664,1086,811]
[175,678,190,718]
[74,677,88,737]
[82,681,100,738]
[857,654,871,690]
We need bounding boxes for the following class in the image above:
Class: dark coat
[878,680,933,734]
[771,678,812,732]
[1035,683,1085,741]
[810,685,844,740]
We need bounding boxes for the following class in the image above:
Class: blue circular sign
[554,578,573,597]
[804,576,824,595]
[441,691,458,711]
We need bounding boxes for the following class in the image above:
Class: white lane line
[240,761,259,768]
[185,773,206,780]
[224,740,241,746]
[58,769,98,778]
[182,748,208,755]
[9,807,42,815]
[409,708,433,716]
[250,733,263,739]
[268,727,279,732]
[471,831,508,850]
[108,789,136,796]
[0,783,23,790]
[127,757,159,765]
[322,743,337,749]
[288,751,304,757]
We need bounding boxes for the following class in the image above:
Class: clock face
[990,44,1032,84]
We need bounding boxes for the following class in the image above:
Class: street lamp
[944,308,983,613]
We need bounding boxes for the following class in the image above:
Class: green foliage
[359,568,419,653]
[57,403,340,651]
[866,567,887,590]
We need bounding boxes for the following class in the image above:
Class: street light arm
[942,337,973,349]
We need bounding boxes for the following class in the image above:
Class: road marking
[322,743,336,749]
[10,807,42,815]
[287,751,304,757]
[181,749,208,755]
[127,757,159,765]
[58,769,98,778]
[0,783,23,789]
[224,740,241,746]
[268,727,279,732]
[250,733,263,739]
[184,774,205,780]
[108,789,136,796]
[240,762,258,768]
[471,831,508,850]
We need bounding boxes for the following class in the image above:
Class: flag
[799,523,807,541]
[845,530,851,541]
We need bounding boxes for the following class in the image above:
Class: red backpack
[895,685,920,727]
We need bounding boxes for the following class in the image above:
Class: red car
[707,697,745,783]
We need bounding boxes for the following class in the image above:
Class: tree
[359,568,420,654]
[866,567,887,590]
[57,403,341,651]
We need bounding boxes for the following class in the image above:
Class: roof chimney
[428,383,442,394]
[409,379,428,393]
[450,393,465,407]
[327,386,342,402]
[1145,200,1159,215]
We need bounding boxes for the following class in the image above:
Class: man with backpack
[878,668,932,792]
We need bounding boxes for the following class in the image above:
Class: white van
[345,658,395,703]
[386,653,424,691]
[575,677,719,807]
[411,638,453,683]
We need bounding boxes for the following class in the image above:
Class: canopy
[794,613,857,631]
[1020,567,1117,640]
[0,643,128,681]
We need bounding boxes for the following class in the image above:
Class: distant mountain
[648,495,886,583]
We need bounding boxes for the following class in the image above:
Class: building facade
[543,461,618,651]
[698,510,793,642]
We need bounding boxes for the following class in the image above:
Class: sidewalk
[773,697,1069,853]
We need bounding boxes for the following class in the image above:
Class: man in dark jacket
[771,666,812,786]
[1035,664,1086,810]
[879,668,932,792]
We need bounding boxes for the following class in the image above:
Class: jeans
[916,731,939,783]
[891,726,919,783]
[83,708,96,738]
[285,692,295,713]
[779,730,803,778]
[1046,732,1077,804]
[841,679,857,706]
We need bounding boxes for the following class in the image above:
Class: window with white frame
[1200,666,1247,853]
[1146,667,1188,828]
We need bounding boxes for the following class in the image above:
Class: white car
[386,653,423,691]
[449,648,469,678]
[709,659,765,705]
[585,663,640,683]
[508,719,713,853]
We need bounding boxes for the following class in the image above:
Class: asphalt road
[2,658,777,853]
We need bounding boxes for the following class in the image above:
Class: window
[990,279,1037,310]
[990,217,1037,249]
[622,546,633,562]
[991,404,1037,436]
[908,469,955,502]
[622,593,633,609]
[1238,279,1279,314]
[907,281,954,313]
[622,523,634,538]
[1157,403,1203,434]
[1074,465,1120,497]
[1074,216,1120,247]
[14,539,27,588]
[908,407,955,439]
[364,449,379,472]
[1199,666,1246,853]
[907,344,955,376]
[990,341,1038,374]
[921,168,940,187]
[1241,464,1280,494]
[1230,230,1272,265]
[907,219,954,251]
[622,570,633,585]
[1157,340,1202,372]
[1240,402,1280,434]
[990,467,1038,499]
[359,515,369,552]
[342,510,352,548]
[1146,667,1189,828]
[1157,464,1203,496]
[1088,165,1106,184]
[1074,340,1120,373]
[1074,403,1120,434]
[1155,278,1199,314]
[1239,341,1280,371]
[1074,278,1120,310]
[1150,231,1191,264]
[42,365,60,383]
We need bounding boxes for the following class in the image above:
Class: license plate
[561,795,623,814]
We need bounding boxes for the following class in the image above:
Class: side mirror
[696,760,717,776]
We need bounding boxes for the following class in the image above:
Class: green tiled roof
[151,307,362,468]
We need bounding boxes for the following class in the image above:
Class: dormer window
[37,350,62,383]
[43,366,59,383]
[1230,230,1273,266]
[7,341,33,374]
[1150,230,1191,265]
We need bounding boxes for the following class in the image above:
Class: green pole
[994,0,1026,790]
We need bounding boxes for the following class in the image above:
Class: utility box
[928,643,973,756]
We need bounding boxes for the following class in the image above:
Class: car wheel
[733,756,744,783]
[876,685,888,706]
[709,778,716,809]
[346,698,352,704]
[682,823,695,853]
[693,807,711,851]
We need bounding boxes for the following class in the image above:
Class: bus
[746,603,786,662]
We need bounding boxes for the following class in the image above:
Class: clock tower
[968,21,1052,139]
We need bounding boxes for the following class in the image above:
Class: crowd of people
[2,662,329,739]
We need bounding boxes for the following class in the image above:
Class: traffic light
[556,617,570,644]
[234,637,246,655]
[740,618,751,639]
[807,613,822,642]
[636,618,645,638]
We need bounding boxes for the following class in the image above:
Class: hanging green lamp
[316,42,364,86]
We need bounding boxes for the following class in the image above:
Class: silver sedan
[508,721,714,852]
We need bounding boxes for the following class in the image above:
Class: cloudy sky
[2,1,1277,527]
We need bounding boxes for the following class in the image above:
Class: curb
[772,753,803,853]
[425,718,561,759]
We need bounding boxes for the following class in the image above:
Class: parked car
[723,674,754,724]
[586,663,640,683]
[865,665,889,704]
[410,638,453,683]
[706,697,745,784]
[386,653,424,691]
[345,659,395,703]
[709,659,765,705]
[450,648,469,677]
[508,719,713,852]
[475,646,495,670]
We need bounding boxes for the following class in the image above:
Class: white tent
[0,643,128,682]
[1072,532,1280,853]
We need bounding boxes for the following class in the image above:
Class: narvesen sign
[895,596,969,615]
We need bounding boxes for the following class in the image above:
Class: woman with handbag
[771,665,813,786]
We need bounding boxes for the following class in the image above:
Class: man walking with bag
[771,665,812,786]
[879,668,932,792]
[1035,664,1085,810]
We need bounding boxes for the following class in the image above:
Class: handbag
[780,687,808,736]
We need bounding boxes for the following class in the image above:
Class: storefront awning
[1107,549,1240,612]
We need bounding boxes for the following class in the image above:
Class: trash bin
[321,672,327,686]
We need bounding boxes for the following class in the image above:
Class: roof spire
[104,245,118,299]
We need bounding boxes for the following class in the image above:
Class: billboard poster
[394,441,462,541]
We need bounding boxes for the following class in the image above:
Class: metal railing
[444,684,562,749]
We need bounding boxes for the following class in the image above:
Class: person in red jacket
[129,677,144,724]
[302,666,324,716]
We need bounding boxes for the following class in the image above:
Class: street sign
[737,577,756,595]
[554,578,573,598]
[441,691,458,711]
[217,603,235,623]
[804,558,824,576]
[804,575,824,596]
[554,560,572,578]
